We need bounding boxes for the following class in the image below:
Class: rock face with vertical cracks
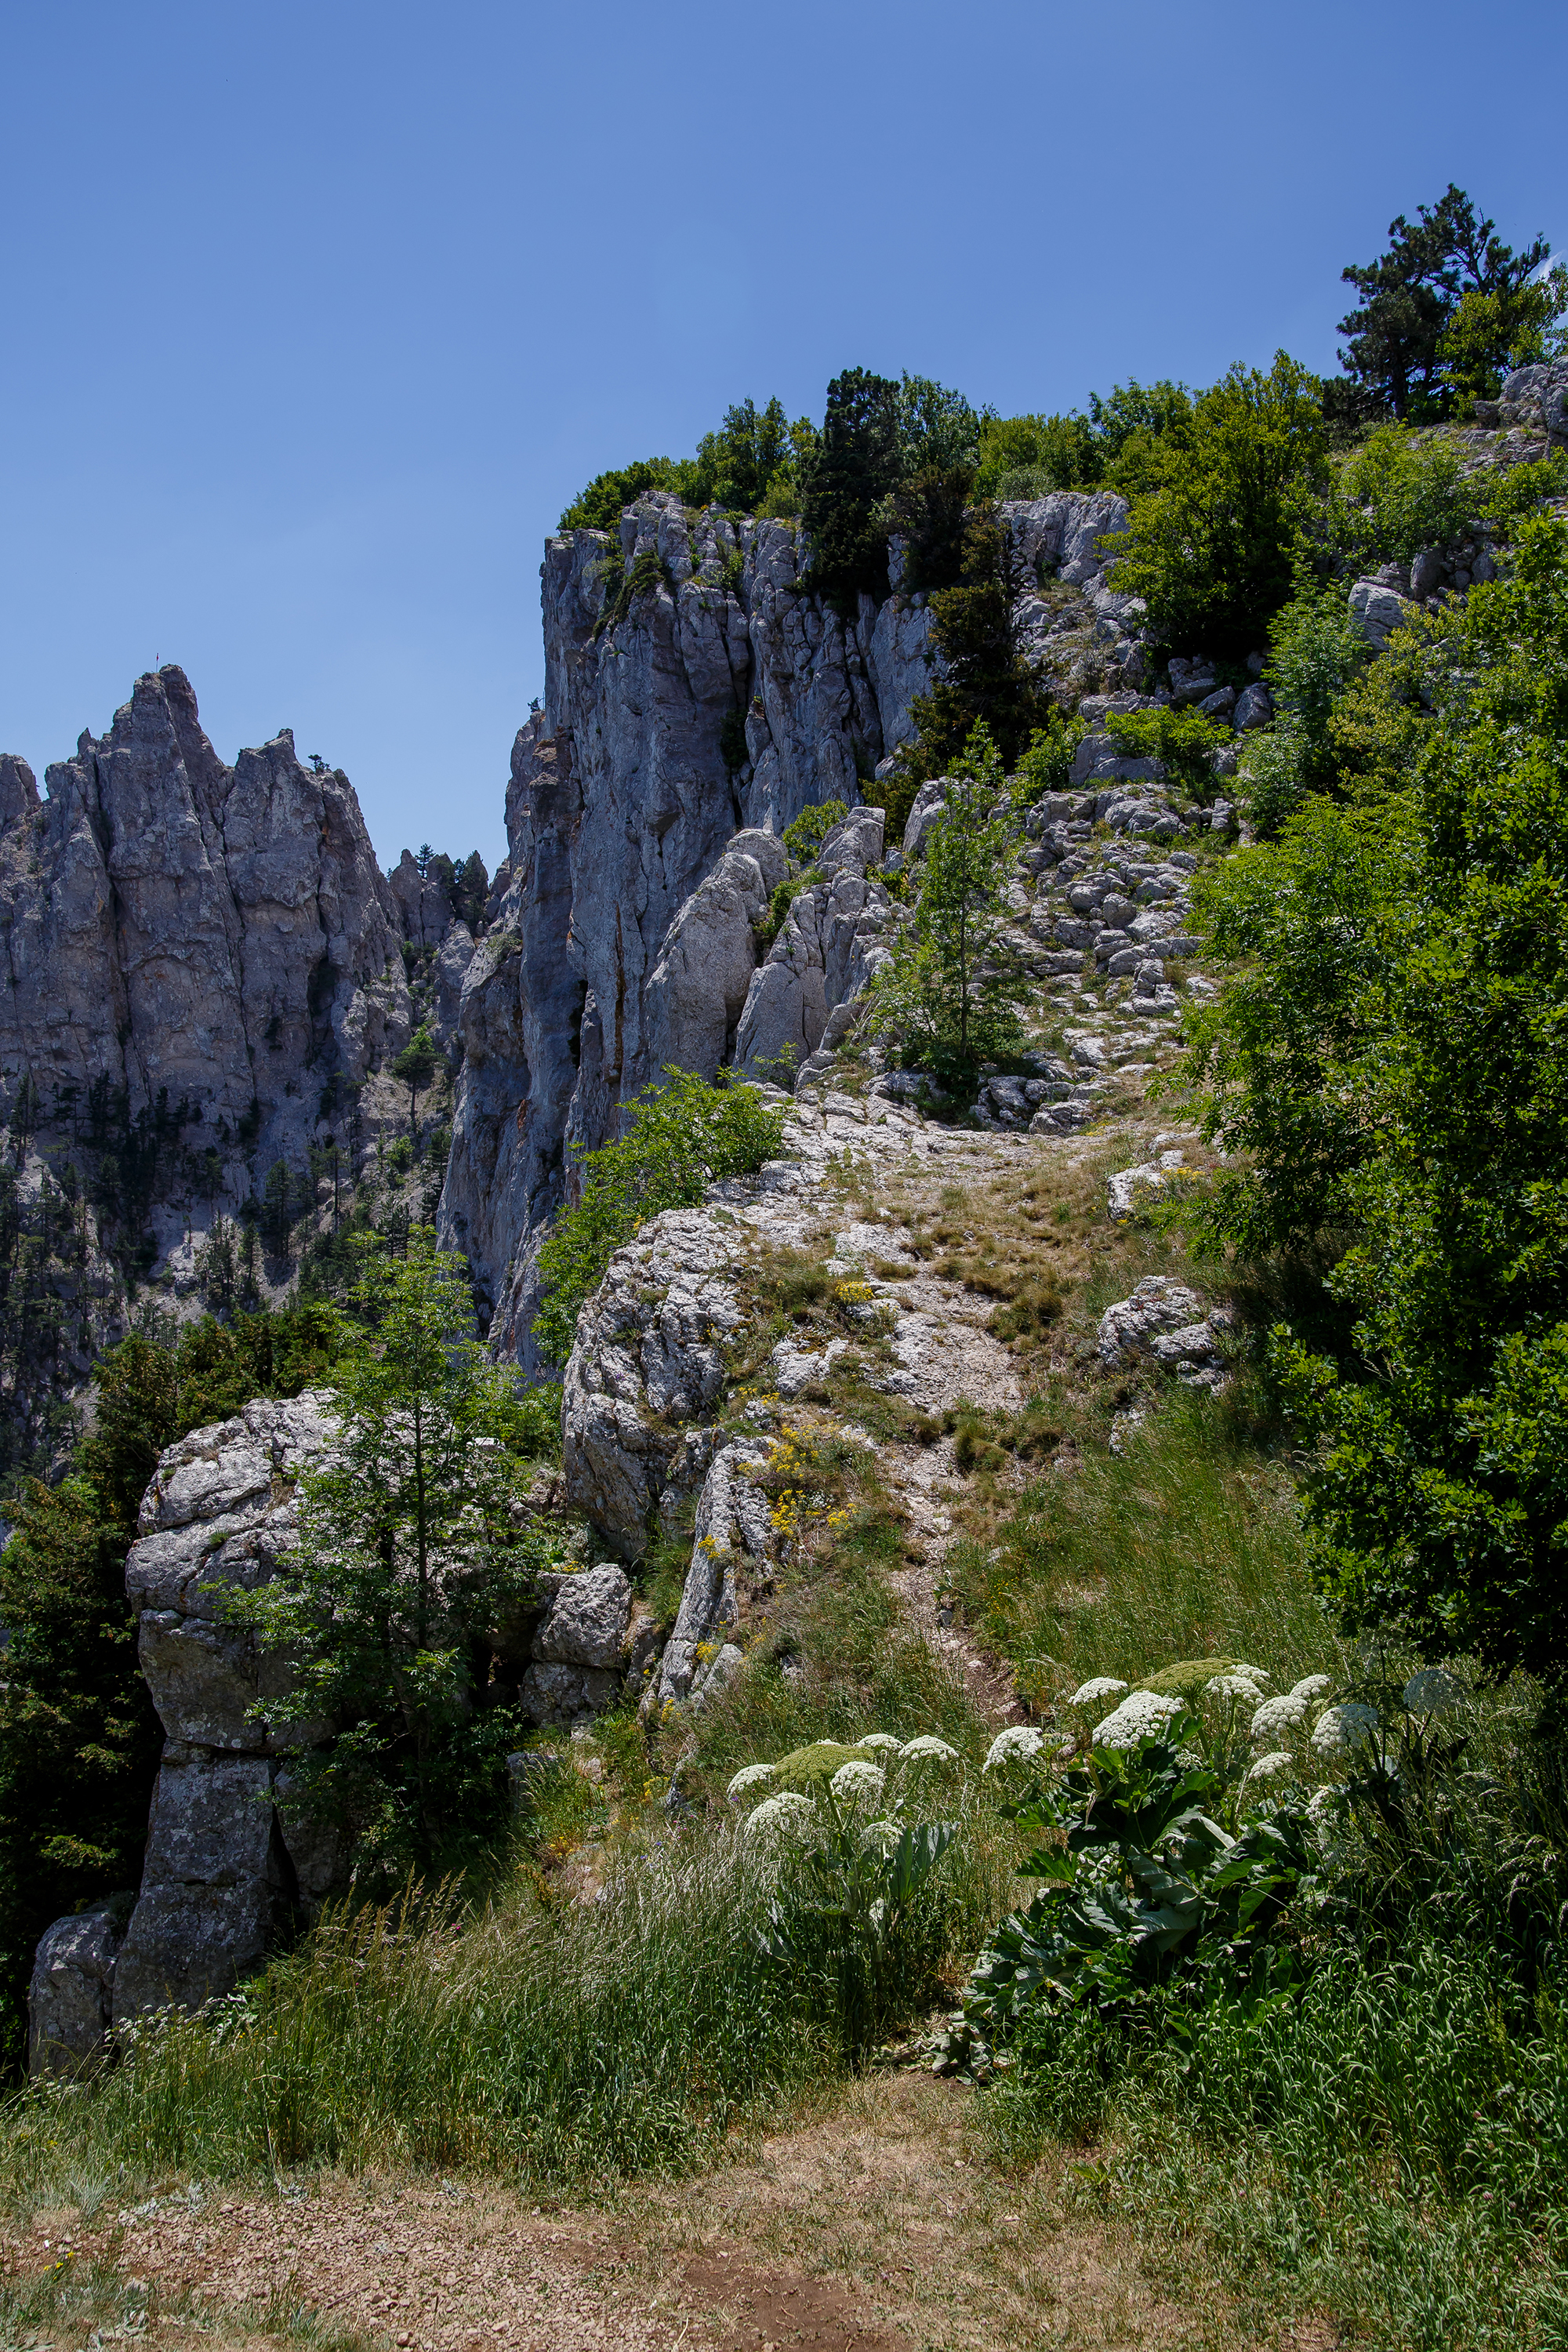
[441,495,934,1368]
[0,666,412,1227]
[103,1393,347,2032]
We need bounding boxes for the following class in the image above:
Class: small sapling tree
[873,724,1032,1090]
[221,1228,561,1880]
[390,1024,438,1146]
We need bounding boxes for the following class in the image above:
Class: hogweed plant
[937,1656,1476,2079]
[728,1737,962,2063]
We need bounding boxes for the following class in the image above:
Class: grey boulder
[28,1904,128,2077]
[532,1563,634,1668]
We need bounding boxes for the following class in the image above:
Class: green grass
[1,1836,824,2206]
[983,1922,1568,2349]
[0,1791,1000,2216]
[951,1385,1336,1711]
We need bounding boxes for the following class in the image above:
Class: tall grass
[1,1830,821,2205]
[985,1927,1568,2349]
[1,1791,1001,2212]
[953,1387,1336,1706]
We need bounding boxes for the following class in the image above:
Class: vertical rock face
[442,495,935,1366]
[111,1392,345,2026]
[0,666,412,1231]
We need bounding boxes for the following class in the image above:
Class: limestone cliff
[438,486,1145,1367]
[0,666,414,1291]
[441,495,937,1359]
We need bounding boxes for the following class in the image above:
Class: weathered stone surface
[1348,578,1414,651]
[655,1437,773,1708]
[111,1393,339,2030]
[0,667,412,1224]
[561,1206,746,1558]
[1000,491,1131,587]
[1098,1276,1206,1359]
[1098,1276,1232,1392]
[28,1904,127,2077]
[518,1661,619,1726]
[1497,361,1568,443]
[112,1880,289,2027]
[644,829,788,1083]
[734,811,895,1082]
[532,1563,633,1668]
[442,503,934,1367]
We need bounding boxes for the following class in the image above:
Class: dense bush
[896,504,1052,784]
[1186,516,1568,1682]
[1327,421,1475,568]
[1109,354,1328,659]
[798,367,902,609]
[224,1233,560,1887]
[1240,575,1374,833]
[532,1069,785,1370]
[873,725,1031,1087]
[1104,704,1231,801]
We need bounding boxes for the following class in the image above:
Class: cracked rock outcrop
[441,497,934,1367]
[0,666,412,1258]
[108,1393,345,2032]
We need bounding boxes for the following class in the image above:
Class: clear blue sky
[2,0,1563,871]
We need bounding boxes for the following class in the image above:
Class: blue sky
[2,0,1563,870]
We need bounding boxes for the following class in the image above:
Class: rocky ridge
[438,488,1148,1359]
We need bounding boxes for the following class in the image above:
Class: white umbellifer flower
[1232,1664,1272,1685]
[830,1760,887,1802]
[1311,1700,1379,1755]
[1206,1672,1266,1704]
[1403,1667,1463,1718]
[854,1732,902,1751]
[898,1735,960,1765]
[725,1762,776,1801]
[1093,1690,1181,1748]
[860,1817,900,1854]
[984,1726,1046,1773]
[1250,1692,1309,1743]
[1290,1674,1332,1702]
[743,1791,814,1838]
[1068,1677,1128,1708]
[1247,1750,1294,1780]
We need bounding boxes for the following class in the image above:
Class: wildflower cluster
[730,1730,964,2064]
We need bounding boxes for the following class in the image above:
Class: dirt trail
[26,2074,1201,2352]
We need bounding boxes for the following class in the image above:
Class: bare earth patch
[10,2075,1205,2352]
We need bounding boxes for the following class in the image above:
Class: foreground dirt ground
[11,2072,1214,2352]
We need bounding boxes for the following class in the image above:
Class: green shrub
[222,1232,562,1889]
[1105,705,1230,800]
[0,1305,340,2067]
[1327,422,1474,567]
[798,367,902,609]
[1479,450,1568,534]
[559,457,686,532]
[780,798,848,866]
[894,374,979,477]
[1012,712,1085,804]
[532,1071,786,1370]
[1109,354,1327,658]
[884,465,974,593]
[898,506,1052,780]
[938,1717,1313,2080]
[976,412,1098,497]
[1188,517,1568,1683]
[1240,575,1374,833]
[872,725,1031,1088]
